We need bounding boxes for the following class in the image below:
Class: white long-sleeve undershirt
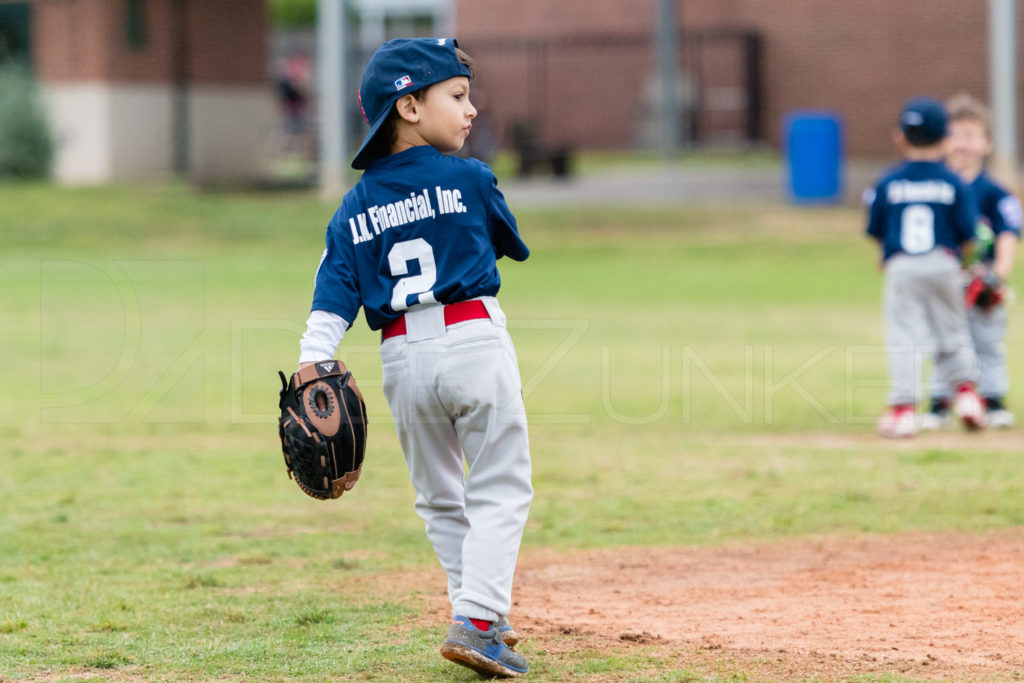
[298,309,350,364]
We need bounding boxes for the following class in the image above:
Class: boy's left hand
[277,361,369,500]
[964,267,1005,310]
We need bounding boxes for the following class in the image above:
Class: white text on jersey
[349,186,467,244]
[886,180,955,205]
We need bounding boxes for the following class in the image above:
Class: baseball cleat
[986,408,1015,429]
[441,616,529,677]
[954,385,985,431]
[984,397,1014,429]
[918,411,951,431]
[919,397,952,431]
[878,405,916,438]
[496,615,519,648]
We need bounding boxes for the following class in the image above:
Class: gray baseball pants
[930,300,1009,401]
[883,250,978,406]
[380,297,533,623]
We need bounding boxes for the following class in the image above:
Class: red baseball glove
[964,268,1005,311]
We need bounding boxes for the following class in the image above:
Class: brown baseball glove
[277,360,368,500]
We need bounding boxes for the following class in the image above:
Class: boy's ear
[394,94,421,123]
[891,128,908,153]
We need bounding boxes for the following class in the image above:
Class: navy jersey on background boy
[866,160,977,259]
[971,172,1023,261]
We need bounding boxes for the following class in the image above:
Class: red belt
[381,299,490,341]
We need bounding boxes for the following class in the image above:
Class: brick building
[455,0,1017,158]
[1,0,273,183]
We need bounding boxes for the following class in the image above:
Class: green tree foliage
[268,0,316,28]
[0,63,54,179]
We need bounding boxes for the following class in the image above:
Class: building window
[0,3,32,65]
[125,0,148,49]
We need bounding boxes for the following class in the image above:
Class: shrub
[268,0,316,28]
[0,62,54,179]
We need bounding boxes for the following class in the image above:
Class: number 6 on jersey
[899,204,936,255]
[389,238,438,311]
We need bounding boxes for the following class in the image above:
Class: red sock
[469,618,492,631]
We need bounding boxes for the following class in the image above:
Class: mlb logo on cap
[902,111,924,126]
[352,37,473,169]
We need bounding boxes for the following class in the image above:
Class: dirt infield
[418,530,1024,680]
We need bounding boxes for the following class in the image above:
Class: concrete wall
[44,82,274,184]
[188,85,277,183]
[21,0,272,183]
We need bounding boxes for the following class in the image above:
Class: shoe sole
[499,628,519,648]
[955,393,986,432]
[918,415,951,431]
[961,414,985,431]
[878,424,916,438]
[877,411,916,438]
[987,411,1015,429]
[441,642,526,678]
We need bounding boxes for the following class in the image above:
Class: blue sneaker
[496,615,519,648]
[440,616,529,677]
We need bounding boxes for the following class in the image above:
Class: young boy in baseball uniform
[921,94,1021,430]
[866,96,983,438]
[297,39,532,677]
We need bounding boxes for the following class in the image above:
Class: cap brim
[351,104,393,170]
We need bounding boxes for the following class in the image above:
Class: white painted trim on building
[42,83,119,184]
[187,85,277,183]
[41,82,275,184]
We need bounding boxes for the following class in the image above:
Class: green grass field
[2,182,1023,681]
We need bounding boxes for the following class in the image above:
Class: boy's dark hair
[371,47,476,156]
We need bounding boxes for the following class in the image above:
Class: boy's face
[413,76,476,155]
[946,118,991,176]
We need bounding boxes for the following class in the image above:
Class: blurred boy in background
[921,94,1021,430]
[866,97,982,438]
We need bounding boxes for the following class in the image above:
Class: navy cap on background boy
[900,96,948,146]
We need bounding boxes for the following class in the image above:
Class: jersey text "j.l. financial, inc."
[349,186,468,244]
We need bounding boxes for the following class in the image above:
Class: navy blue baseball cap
[900,96,948,146]
[352,37,473,170]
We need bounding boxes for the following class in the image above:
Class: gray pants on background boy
[885,250,978,406]
[929,300,1009,404]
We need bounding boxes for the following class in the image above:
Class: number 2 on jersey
[388,238,437,311]
[900,204,935,254]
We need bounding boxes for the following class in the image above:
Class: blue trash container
[784,111,844,204]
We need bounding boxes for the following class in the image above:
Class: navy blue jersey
[311,145,528,330]
[866,160,977,260]
[969,172,1022,263]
